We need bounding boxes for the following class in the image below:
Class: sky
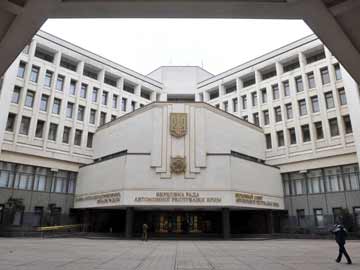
[41,19,313,76]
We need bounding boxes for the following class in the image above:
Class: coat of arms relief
[169,113,187,174]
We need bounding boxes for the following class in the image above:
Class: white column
[342,67,360,167]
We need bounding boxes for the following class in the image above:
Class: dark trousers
[336,243,352,263]
[142,231,148,241]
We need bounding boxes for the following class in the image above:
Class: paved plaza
[0,238,359,270]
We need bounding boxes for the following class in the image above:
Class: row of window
[0,161,76,194]
[6,113,94,148]
[17,61,151,108]
[207,61,340,102]
[296,207,360,228]
[11,85,142,124]
[220,87,346,126]
[24,43,157,96]
[283,164,359,195]
[265,115,352,149]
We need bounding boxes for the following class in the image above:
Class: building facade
[0,31,359,235]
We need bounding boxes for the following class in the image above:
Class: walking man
[142,223,149,241]
[332,217,352,264]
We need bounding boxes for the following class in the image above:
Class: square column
[125,207,134,239]
[222,208,230,239]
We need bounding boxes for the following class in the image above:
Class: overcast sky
[41,19,313,75]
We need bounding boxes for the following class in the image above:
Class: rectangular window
[314,209,324,227]
[123,83,135,94]
[282,80,290,97]
[272,84,279,100]
[325,91,335,109]
[131,101,136,112]
[62,126,71,144]
[102,91,108,106]
[30,66,40,83]
[342,165,359,191]
[90,109,96,124]
[338,88,347,105]
[314,121,324,140]
[80,83,87,99]
[241,95,247,109]
[33,170,46,191]
[6,113,16,132]
[274,106,282,122]
[306,49,325,64]
[295,76,303,92]
[44,70,53,87]
[112,95,118,109]
[91,87,98,103]
[87,132,94,148]
[11,86,21,104]
[48,123,58,141]
[263,110,269,125]
[100,112,106,125]
[66,102,74,118]
[301,124,311,142]
[40,94,49,112]
[296,209,305,227]
[111,114,116,121]
[242,76,255,88]
[288,128,297,145]
[17,61,26,78]
[310,96,319,113]
[334,64,342,80]
[320,67,330,85]
[324,167,343,192]
[307,72,316,89]
[251,92,257,106]
[265,133,272,149]
[261,88,267,103]
[35,47,54,62]
[74,129,82,146]
[24,90,35,108]
[19,116,31,135]
[333,208,343,223]
[354,207,360,226]
[343,115,352,134]
[35,120,45,138]
[329,118,339,137]
[56,75,65,91]
[298,99,307,116]
[52,98,61,114]
[277,130,285,147]
[253,113,259,126]
[69,80,77,96]
[285,103,293,120]
[77,105,85,121]
[60,56,78,72]
[209,89,219,100]
[223,101,228,112]
[307,170,324,194]
[121,98,127,112]
[232,98,238,112]
[224,84,236,94]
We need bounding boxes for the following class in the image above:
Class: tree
[4,197,25,225]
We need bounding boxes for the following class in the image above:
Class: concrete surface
[0,238,359,270]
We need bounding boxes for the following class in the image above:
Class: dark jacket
[332,224,347,245]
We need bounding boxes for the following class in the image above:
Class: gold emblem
[170,156,186,174]
[170,113,187,137]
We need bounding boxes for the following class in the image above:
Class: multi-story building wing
[196,35,359,231]
[0,31,162,222]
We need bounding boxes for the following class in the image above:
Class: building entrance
[133,210,222,237]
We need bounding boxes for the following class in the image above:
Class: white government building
[0,31,359,237]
